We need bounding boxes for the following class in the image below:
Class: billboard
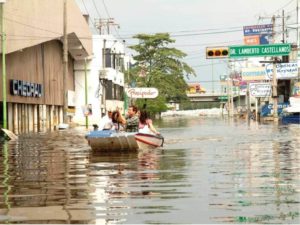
[243,24,272,45]
[242,63,298,81]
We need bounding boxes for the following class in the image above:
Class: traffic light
[206,47,229,59]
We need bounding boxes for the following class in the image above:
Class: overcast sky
[75,0,299,91]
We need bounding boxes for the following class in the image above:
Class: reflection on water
[0,118,299,224]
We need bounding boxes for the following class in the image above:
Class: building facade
[73,35,127,126]
[0,0,93,134]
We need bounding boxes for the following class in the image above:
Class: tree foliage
[127,33,195,114]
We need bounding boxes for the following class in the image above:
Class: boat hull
[86,130,164,151]
[135,133,164,149]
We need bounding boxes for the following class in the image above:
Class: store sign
[125,87,158,99]
[265,63,298,79]
[10,79,43,98]
[241,67,266,81]
[249,83,272,97]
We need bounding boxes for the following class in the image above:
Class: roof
[3,0,92,60]
[187,82,202,87]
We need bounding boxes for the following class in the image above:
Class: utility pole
[96,18,119,35]
[1,1,6,129]
[211,60,214,93]
[84,58,88,129]
[101,39,107,117]
[63,0,68,123]
[272,15,278,121]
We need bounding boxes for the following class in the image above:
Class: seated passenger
[139,110,160,135]
[118,105,139,132]
[112,110,125,131]
[98,110,114,130]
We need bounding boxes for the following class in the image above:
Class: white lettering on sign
[10,79,43,98]
[125,88,159,99]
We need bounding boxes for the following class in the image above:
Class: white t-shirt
[98,115,113,130]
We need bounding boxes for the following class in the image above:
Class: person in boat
[118,105,139,132]
[112,110,126,131]
[98,109,113,130]
[138,110,160,135]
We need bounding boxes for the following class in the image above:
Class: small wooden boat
[86,130,164,151]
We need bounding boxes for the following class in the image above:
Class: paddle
[1,128,18,141]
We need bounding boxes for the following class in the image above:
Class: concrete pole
[84,58,88,128]
[63,0,68,123]
[1,2,7,129]
[211,60,214,93]
[272,62,278,120]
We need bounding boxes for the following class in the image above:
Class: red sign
[244,36,260,45]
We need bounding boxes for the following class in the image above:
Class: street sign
[229,44,291,58]
[218,96,228,101]
[243,24,273,36]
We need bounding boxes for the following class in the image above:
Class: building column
[13,103,18,134]
[7,103,13,131]
[33,105,38,132]
[28,104,33,132]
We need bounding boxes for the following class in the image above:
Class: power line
[92,0,102,19]
[101,0,122,39]
[268,0,296,16]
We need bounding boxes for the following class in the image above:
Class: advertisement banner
[265,63,298,79]
[242,63,298,81]
[261,103,290,117]
[243,24,273,45]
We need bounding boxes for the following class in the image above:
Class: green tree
[128,33,195,114]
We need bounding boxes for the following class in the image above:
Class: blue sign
[261,102,290,117]
[243,24,273,36]
[259,34,271,45]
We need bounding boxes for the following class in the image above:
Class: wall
[0,40,74,106]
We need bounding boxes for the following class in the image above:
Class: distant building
[73,35,128,125]
[186,83,206,94]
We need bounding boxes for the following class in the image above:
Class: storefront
[0,0,92,134]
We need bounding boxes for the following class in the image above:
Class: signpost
[229,43,291,58]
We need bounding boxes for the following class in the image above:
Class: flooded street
[0,117,299,224]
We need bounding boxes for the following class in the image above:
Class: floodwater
[0,117,299,224]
